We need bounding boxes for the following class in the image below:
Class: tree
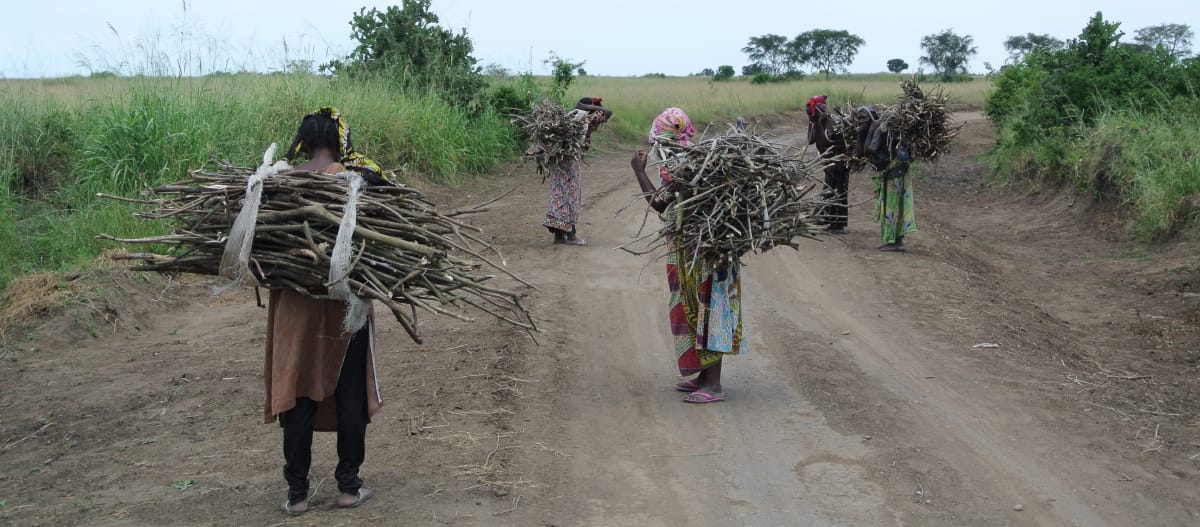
[1133,23,1193,57]
[886,58,909,73]
[483,62,510,77]
[741,63,766,76]
[714,65,735,81]
[742,34,793,75]
[1003,33,1065,62]
[323,0,484,109]
[697,68,716,77]
[544,52,584,99]
[577,67,587,76]
[1073,11,1123,66]
[790,29,864,80]
[920,29,978,77]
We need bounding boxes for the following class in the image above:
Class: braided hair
[285,112,341,162]
[283,107,389,184]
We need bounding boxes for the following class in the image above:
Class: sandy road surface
[1,113,1197,526]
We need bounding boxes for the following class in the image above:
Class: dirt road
[2,113,1198,526]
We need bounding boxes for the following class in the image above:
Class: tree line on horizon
[690,21,1193,83]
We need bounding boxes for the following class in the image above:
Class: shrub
[750,72,774,84]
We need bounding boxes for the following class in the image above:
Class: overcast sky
[3,0,1197,78]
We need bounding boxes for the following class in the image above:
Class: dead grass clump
[0,273,79,337]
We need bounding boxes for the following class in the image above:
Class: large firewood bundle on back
[831,79,963,166]
[99,163,536,343]
[625,127,831,267]
[513,101,588,176]
[879,80,962,160]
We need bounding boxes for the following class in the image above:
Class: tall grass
[0,72,992,293]
[0,73,516,292]
[1076,106,1200,239]
[988,101,1200,239]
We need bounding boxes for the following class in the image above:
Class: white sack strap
[328,171,371,334]
[219,143,289,287]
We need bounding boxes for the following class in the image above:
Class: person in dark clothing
[806,94,851,234]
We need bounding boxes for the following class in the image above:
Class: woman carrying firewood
[806,94,852,234]
[856,105,916,252]
[630,107,744,404]
[537,97,612,246]
[269,107,386,516]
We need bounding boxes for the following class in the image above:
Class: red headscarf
[806,94,828,120]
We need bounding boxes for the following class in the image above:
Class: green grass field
[0,73,992,293]
[568,74,991,141]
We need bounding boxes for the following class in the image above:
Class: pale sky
[2,0,1197,78]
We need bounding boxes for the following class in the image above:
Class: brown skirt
[263,289,383,431]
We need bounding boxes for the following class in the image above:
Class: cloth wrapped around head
[649,107,696,146]
[285,106,388,183]
[806,94,828,121]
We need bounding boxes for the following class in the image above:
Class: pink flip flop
[682,391,725,404]
[673,379,701,392]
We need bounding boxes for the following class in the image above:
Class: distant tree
[920,29,978,77]
[577,67,587,76]
[886,58,909,73]
[1003,33,1065,62]
[742,34,793,75]
[323,0,484,109]
[697,67,716,77]
[790,29,864,80]
[483,62,510,77]
[750,72,774,84]
[714,65,735,80]
[543,52,584,99]
[641,72,668,78]
[1133,23,1193,57]
[283,59,316,75]
[741,63,766,76]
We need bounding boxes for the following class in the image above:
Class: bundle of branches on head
[514,100,589,178]
[624,126,830,267]
[828,79,962,168]
[98,158,538,344]
[824,108,868,172]
[874,80,962,161]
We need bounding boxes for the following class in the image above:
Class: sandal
[337,487,373,509]
[281,499,308,517]
[673,379,701,392]
[682,391,726,404]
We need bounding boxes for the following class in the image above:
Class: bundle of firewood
[826,79,962,166]
[98,165,536,343]
[878,80,961,160]
[513,101,588,176]
[625,128,829,266]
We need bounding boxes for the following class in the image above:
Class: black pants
[823,163,850,229]
[281,324,370,503]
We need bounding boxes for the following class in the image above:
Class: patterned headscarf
[649,107,696,145]
[286,106,388,182]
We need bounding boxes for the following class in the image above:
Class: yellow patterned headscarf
[286,106,390,183]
